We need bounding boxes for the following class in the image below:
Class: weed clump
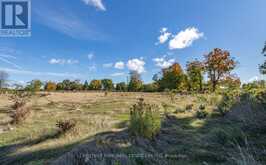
[56,119,77,134]
[196,104,208,119]
[9,91,31,124]
[129,98,161,140]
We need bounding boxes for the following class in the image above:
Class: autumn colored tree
[25,80,42,92]
[259,42,266,74]
[128,71,143,92]
[156,63,184,91]
[45,81,57,91]
[101,79,114,91]
[89,80,102,90]
[186,60,204,91]
[204,48,236,92]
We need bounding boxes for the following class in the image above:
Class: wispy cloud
[110,72,125,77]
[103,63,113,68]
[0,67,82,78]
[81,0,106,11]
[87,52,94,60]
[88,64,97,72]
[153,56,175,69]
[48,58,79,65]
[0,47,22,69]
[33,4,104,40]
[114,61,125,69]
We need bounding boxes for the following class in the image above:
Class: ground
[0,92,265,165]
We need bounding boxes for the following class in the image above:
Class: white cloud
[110,72,125,77]
[157,27,171,44]
[114,61,125,69]
[127,58,145,74]
[169,27,203,49]
[0,67,81,78]
[103,63,113,68]
[82,0,106,11]
[88,64,97,72]
[48,58,79,65]
[153,56,175,69]
[88,53,94,60]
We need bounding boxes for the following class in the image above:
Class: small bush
[185,104,193,111]
[217,93,236,116]
[255,90,266,108]
[129,98,161,140]
[196,110,208,119]
[9,91,31,124]
[10,107,30,124]
[56,119,77,134]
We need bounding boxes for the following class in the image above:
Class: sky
[1,0,266,85]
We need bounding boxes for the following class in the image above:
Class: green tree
[26,80,42,92]
[128,71,143,92]
[83,80,89,90]
[205,48,236,92]
[259,42,266,74]
[143,83,158,92]
[89,80,102,90]
[186,60,204,91]
[101,79,113,91]
[116,82,127,92]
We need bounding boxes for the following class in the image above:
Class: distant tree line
[1,47,265,93]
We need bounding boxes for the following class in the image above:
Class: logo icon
[0,0,31,37]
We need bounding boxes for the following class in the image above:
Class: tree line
[1,47,265,93]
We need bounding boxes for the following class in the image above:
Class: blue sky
[1,0,266,85]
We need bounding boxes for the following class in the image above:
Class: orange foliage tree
[204,48,236,92]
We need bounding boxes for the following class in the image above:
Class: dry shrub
[56,119,77,134]
[9,91,32,124]
[10,107,30,124]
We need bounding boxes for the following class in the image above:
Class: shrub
[255,90,266,108]
[56,119,77,134]
[185,104,193,111]
[9,91,31,124]
[129,98,161,140]
[196,110,208,119]
[217,93,236,116]
[10,107,30,124]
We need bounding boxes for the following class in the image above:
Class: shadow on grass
[1,96,265,165]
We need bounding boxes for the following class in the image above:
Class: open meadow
[0,91,265,165]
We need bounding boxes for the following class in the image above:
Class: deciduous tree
[204,48,236,92]
[101,79,113,91]
[89,80,102,90]
[259,42,266,74]
[128,71,143,92]
[186,60,204,91]
[45,81,57,91]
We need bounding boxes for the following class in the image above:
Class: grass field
[0,92,265,165]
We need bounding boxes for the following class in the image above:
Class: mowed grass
[0,92,231,164]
